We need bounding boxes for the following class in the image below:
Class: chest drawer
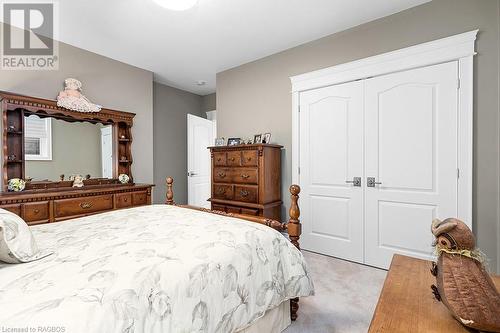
[23,201,49,224]
[54,194,113,218]
[116,193,133,208]
[213,152,226,166]
[213,168,231,183]
[234,185,258,203]
[213,184,234,200]
[226,151,241,166]
[242,150,258,167]
[132,191,148,206]
[233,168,258,184]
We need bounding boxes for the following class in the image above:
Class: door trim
[291,30,477,227]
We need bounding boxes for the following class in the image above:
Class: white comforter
[0,205,314,333]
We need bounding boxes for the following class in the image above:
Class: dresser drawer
[211,204,226,212]
[213,168,231,183]
[226,151,241,166]
[226,206,241,214]
[132,191,148,206]
[232,168,258,184]
[23,201,49,223]
[116,193,133,208]
[213,152,226,166]
[234,185,258,203]
[1,204,21,217]
[242,150,258,167]
[54,194,113,218]
[213,184,234,200]
[241,207,259,216]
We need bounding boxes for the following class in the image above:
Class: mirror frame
[1,91,135,192]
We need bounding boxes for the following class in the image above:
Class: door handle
[367,177,382,187]
[345,177,361,187]
[188,171,198,177]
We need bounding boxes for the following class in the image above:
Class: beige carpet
[284,251,387,333]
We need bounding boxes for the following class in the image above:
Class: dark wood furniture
[1,91,134,189]
[369,254,500,333]
[209,144,282,220]
[0,184,153,225]
[165,176,302,321]
[0,91,153,223]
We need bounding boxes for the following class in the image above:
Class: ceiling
[48,0,429,94]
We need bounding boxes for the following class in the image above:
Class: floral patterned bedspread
[0,205,314,333]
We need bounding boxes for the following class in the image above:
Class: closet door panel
[364,61,459,269]
[299,81,364,263]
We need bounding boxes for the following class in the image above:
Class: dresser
[209,144,282,221]
[0,184,153,225]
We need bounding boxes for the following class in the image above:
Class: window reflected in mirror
[24,115,114,182]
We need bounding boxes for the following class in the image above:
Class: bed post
[165,177,175,205]
[288,184,301,321]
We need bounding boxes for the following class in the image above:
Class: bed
[0,178,314,333]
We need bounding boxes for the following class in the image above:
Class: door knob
[367,177,382,187]
[188,171,198,177]
[345,177,361,187]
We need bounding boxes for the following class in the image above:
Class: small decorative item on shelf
[118,174,130,184]
[7,154,17,161]
[85,174,91,180]
[120,156,128,162]
[262,133,271,144]
[246,138,254,144]
[254,134,262,144]
[8,178,26,192]
[25,177,33,183]
[59,174,65,181]
[57,78,102,113]
[214,137,225,146]
[72,175,84,188]
[227,138,241,146]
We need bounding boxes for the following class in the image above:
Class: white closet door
[364,61,459,268]
[299,81,364,263]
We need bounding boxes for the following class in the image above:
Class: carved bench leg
[288,184,302,321]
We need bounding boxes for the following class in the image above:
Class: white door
[299,81,364,263]
[364,61,459,268]
[187,114,214,208]
[100,126,113,178]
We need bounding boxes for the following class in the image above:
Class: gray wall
[153,82,204,204]
[26,118,103,181]
[216,0,500,272]
[0,23,154,188]
[201,93,217,112]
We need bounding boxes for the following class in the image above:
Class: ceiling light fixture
[196,80,207,86]
[152,0,199,11]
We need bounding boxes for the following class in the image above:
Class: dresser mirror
[24,114,114,182]
[2,91,135,192]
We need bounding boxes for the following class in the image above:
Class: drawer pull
[229,157,235,162]
[240,190,249,197]
[216,188,226,195]
[217,158,222,161]
[79,202,93,209]
[241,174,250,179]
[33,209,40,214]
[247,157,252,161]
[124,198,128,202]
[217,172,226,178]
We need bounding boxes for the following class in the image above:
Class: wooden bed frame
[164,177,302,321]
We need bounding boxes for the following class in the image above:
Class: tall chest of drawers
[209,144,283,221]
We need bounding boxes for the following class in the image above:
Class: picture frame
[214,137,225,146]
[227,138,241,146]
[254,134,262,144]
[262,133,271,144]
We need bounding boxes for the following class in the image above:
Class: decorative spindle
[165,177,175,205]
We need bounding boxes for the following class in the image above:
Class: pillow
[0,208,52,263]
